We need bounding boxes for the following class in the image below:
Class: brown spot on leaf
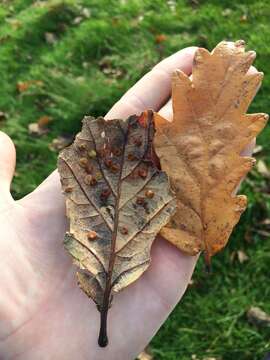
[100,188,111,200]
[85,164,93,174]
[79,157,88,168]
[112,147,122,156]
[145,190,154,199]
[84,175,94,185]
[104,158,113,168]
[111,164,120,173]
[134,137,142,147]
[136,196,145,205]
[79,143,87,151]
[88,150,97,158]
[128,153,138,161]
[138,111,148,128]
[87,230,97,240]
[138,168,148,179]
[120,227,129,235]
[64,186,73,193]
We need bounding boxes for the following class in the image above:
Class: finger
[0,131,16,200]
[19,170,66,215]
[105,46,197,120]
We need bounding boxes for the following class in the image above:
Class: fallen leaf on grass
[230,250,249,264]
[6,18,22,29]
[240,14,248,22]
[17,82,29,93]
[37,115,52,127]
[17,80,43,93]
[28,123,48,136]
[257,159,270,179]
[81,7,91,18]
[73,16,83,25]
[44,32,57,44]
[98,57,125,79]
[222,8,232,17]
[137,348,153,360]
[247,306,270,327]
[58,111,176,347]
[154,40,268,266]
[253,229,270,238]
[253,145,263,154]
[155,34,167,44]
[237,250,249,263]
[28,116,52,136]
[49,135,73,151]
[260,218,270,226]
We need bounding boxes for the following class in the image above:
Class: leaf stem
[98,306,109,347]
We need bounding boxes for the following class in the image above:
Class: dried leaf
[73,16,83,25]
[260,218,270,226]
[6,18,22,29]
[240,14,248,22]
[28,115,52,137]
[247,306,270,327]
[253,145,263,154]
[37,115,52,128]
[17,80,43,93]
[17,81,30,93]
[58,111,175,347]
[155,34,167,44]
[257,159,270,179]
[137,348,154,360]
[49,135,73,151]
[28,123,48,136]
[154,40,268,265]
[237,250,249,263]
[81,7,91,18]
[44,32,57,44]
[231,250,249,264]
[254,229,270,238]
[222,8,232,17]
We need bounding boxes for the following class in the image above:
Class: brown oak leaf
[154,40,268,265]
[58,111,175,347]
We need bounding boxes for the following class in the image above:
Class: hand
[0,46,255,360]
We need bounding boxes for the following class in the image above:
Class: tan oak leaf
[154,40,268,265]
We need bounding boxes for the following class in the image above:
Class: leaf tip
[263,113,269,121]
[193,47,210,66]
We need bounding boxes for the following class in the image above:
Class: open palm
[0,47,255,360]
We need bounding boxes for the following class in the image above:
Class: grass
[0,1,269,359]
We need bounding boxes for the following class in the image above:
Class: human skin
[0,46,256,360]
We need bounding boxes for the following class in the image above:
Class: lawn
[0,0,269,359]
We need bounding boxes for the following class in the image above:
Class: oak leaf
[247,306,270,327]
[58,111,175,346]
[154,40,268,265]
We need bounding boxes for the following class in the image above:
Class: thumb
[0,131,16,203]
